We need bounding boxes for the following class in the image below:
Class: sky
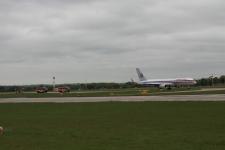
[0,0,225,85]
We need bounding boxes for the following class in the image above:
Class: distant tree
[220,75,225,84]
[213,77,219,85]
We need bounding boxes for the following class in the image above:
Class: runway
[1,94,225,103]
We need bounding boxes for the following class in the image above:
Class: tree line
[196,75,225,86]
[0,82,141,92]
[0,75,225,92]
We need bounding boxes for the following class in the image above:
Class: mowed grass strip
[0,87,224,98]
[0,102,225,150]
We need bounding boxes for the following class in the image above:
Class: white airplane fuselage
[140,78,197,86]
[136,68,196,88]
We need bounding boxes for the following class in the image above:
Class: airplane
[136,68,197,88]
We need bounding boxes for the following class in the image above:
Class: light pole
[53,76,56,91]
[210,74,214,87]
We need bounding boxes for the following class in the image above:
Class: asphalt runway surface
[1,94,225,103]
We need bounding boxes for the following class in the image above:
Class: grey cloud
[0,0,225,84]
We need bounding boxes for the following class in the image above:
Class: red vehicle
[56,86,70,93]
[36,87,48,93]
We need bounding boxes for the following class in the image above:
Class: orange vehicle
[56,86,70,93]
[36,87,48,93]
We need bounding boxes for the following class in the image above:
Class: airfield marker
[0,126,4,135]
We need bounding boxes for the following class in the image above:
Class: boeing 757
[136,68,197,88]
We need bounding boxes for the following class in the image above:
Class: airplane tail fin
[136,68,147,81]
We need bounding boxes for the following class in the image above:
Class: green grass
[0,102,225,150]
[152,89,225,96]
[2,87,224,99]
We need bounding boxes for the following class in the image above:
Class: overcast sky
[0,0,225,85]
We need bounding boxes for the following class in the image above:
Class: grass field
[1,87,225,98]
[1,102,225,150]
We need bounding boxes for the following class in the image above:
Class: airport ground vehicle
[36,87,48,93]
[56,86,70,93]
